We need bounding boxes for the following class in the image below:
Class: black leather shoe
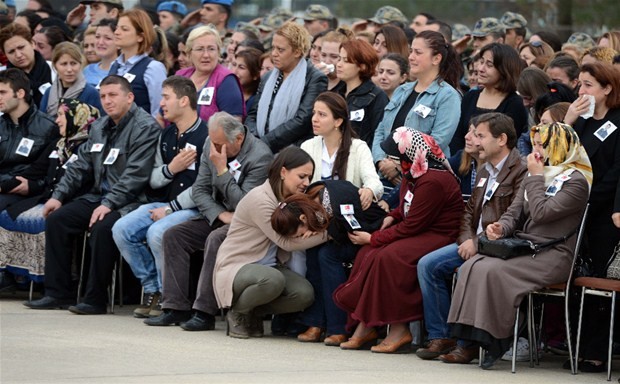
[23,296,74,310]
[144,309,191,326]
[68,302,107,315]
[480,349,506,370]
[579,360,606,373]
[180,312,215,331]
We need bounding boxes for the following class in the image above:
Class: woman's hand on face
[612,212,620,229]
[348,231,371,245]
[564,96,591,126]
[486,222,504,240]
[380,215,395,230]
[359,188,374,210]
[526,153,544,175]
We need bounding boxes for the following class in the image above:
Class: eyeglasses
[192,46,219,55]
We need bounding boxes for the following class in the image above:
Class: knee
[146,225,163,250]
[295,280,315,309]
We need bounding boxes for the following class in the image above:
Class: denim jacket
[372,79,461,163]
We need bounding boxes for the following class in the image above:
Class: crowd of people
[0,0,619,374]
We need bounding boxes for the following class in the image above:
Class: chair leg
[77,232,88,303]
[29,280,34,302]
[109,261,117,314]
[533,300,542,366]
[565,290,576,375]
[118,259,123,307]
[479,347,484,367]
[512,308,519,373]
[575,286,586,374]
[608,292,615,382]
[527,293,536,368]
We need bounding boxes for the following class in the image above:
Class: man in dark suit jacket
[416,112,527,363]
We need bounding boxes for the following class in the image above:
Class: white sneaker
[501,337,542,361]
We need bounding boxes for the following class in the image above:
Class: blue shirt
[83,63,110,88]
[372,79,462,162]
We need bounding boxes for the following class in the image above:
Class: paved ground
[0,296,617,384]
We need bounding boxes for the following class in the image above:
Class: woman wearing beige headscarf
[444,122,591,369]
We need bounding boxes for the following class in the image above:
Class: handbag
[605,241,620,280]
[478,232,574,260]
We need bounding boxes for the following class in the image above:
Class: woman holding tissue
[563,62,620,371]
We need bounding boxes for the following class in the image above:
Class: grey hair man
[145,111,273,330]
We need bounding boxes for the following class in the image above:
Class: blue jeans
[417,243,463,340]
[112,202,199,293]
[301,242,358,335]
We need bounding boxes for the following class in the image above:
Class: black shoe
[579,360,606,373]
[23,296,74,310]
[68,302,107,315]
[144,309,191,326]
[480,351,502,370]
[180,312,215,331]
[0,271,16,293]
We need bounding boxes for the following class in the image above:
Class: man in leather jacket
[0,68,59,210]
[24,75,161,315]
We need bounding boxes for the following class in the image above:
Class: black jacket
[52,103,160,215]
[246,60,327,152]
[0,105,59,182]
[336,79,389,148]
[309,180,386,245]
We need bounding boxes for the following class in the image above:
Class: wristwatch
[164,206,173,216]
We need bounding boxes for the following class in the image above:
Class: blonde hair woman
[176,25,245,123]
[40,42,101,117]
[246,22,328,152]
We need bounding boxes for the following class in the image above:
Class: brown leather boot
[416,338,457,360]
[439,345,479,364]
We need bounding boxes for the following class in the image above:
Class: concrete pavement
[0,297,616,384]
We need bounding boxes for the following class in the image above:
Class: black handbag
[478,233,574,260]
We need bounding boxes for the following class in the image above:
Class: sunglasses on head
[530,40,543,48]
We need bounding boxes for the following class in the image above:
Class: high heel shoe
[340,329,379,350]
[297,326,324,342]
[371,332,413,354]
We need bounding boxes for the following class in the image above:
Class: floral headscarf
[391,127,451,178]
[56,98,100,163]
[530,122,593,189]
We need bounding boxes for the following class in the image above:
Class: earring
[281,176,285,180]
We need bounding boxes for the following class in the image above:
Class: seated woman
[0,99,99,291]
[109,9,167,117]
[177,25,245,123]
[274,179,386,346]
[40,42,102,117]
[376,53,409,101]
[301,92,383,207]
[246,22,327,153]
[83,19,118,88]
[231,48,262,114]
[443,122,591,369]
[448,118,482,196]
[563,61,620,371]
[213,146,329,339]
[333,128,463,353]
[450,43,527,155]
[335,39,389,148]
